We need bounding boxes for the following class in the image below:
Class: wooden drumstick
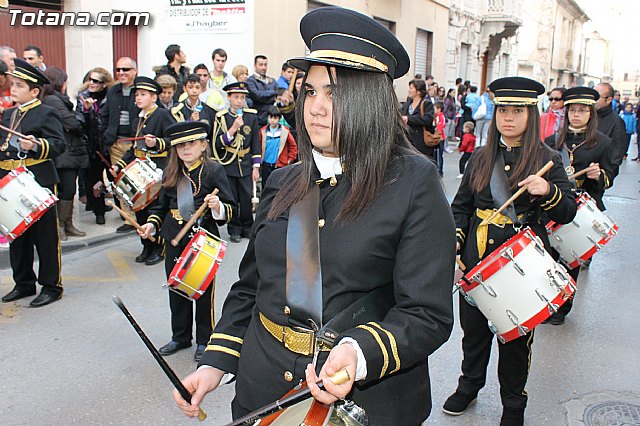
[288,68,298,93]
[116,136,147,143]
[0,124,42,146]
[106,201,156,243]
[171,188,219,247]
[480,160,554,226]
[251,181,259,204]
[568,167,591,180]
[95,151,118,178]
[456,257,466,271]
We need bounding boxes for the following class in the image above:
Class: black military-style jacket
[451,143,577,271]
[200,151,456,424]
[0,100,66,186]
[118,106,175,169]
[170,101,217,141]
[211,108,261,178]
[545,130,614,210]
[147,158,236,242]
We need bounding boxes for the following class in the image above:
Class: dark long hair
[555,103,598,150]
[409,79,427,99]
[162,140,211,188]
[267,65,412,222]
[470,105,546,193]
[42,67,67,97]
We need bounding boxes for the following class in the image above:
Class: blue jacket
[620,110,637,134]
[466,92,480,115]
[481,93,495,120]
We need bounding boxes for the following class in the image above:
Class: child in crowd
[259,105,297,184]
[619,103,637,160]
[434,101,446,176]
[457,121,475,178]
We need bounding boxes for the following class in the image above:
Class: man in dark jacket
[246,55,277,127]
[155,44,189,102]
[595,82,627,183]
[100,56,140,233]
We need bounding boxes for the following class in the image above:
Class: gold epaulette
[242,108,257,114]
[216,109,228,117]
[171,103,184,115]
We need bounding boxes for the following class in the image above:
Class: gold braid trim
[369,322,400,374]
[357,324,389,378]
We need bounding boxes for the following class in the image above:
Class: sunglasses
[549,97,563,102]
[90,78,104,84]
[115,67,133,72]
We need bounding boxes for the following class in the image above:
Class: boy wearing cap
[0,58,66,307]
[115,76,176,265]
[211,82,260,243]
[139,120,236,361]
[171,74,217,141]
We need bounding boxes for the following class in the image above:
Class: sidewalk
[0,197,136,270]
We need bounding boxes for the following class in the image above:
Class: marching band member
[0,59,66,307]
[113,76,175,265]
[544,86,615,325]
[173,7,455,425]
[211,82,260,243]
[138,121,235,362]
[446,77,577,426]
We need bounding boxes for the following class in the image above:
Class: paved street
[1,148,639,426]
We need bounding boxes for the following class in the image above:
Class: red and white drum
[546,192,618,269]
[0,166,58,242]
[259,398,367,426]
[113,158,162,212]
[456,228,576,343]
[167,228,226,300]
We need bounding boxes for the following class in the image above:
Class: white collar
[312,149,342,179]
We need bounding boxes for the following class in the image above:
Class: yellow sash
[475,209,523,258]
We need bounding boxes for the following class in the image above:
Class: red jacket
[435,112,446,136]
[458,133,476,153]
[260,124,297,167]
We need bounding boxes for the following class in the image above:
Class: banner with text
[168,0,246,34]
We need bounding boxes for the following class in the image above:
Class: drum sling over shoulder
[177,173,196,223]
[490,152,518,223]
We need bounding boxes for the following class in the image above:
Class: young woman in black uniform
[446,77,578,426]
[139,121,235,362]
[544,86,615,325]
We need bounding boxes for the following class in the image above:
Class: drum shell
[0,166,58,241]
[113,158,162,212]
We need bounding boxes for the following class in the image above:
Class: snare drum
[546,192,618,269]
[456,228,576,343]
[0,166,58,242]
[167,228,226,300]
[259,398,367,426]
[113,158,162,212]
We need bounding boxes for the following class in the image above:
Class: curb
[0,231,136,271]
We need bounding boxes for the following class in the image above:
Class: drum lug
[571,219,581,228]
[0,191,7,201]
[463,292,477,307]
[552,233,563,242]
[497,335,506,344]
[487,320,499,335]
[586,235,603,251]
[506,309,529,336]
[585,202,595,212]
[591,220,608,237]
[19,194,38,210]
[501,247,525,276]
[0,224,10,236]
[532,235,546,255]
[535,289,559,314]
[334,399,369,426]
[173,257,181,263]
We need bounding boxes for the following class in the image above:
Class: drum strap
[177,173,196,221]
[490,152,518,223]
[286,184,323,330]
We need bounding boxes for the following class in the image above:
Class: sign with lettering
[168,0,246,34]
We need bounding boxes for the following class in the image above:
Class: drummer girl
[138,121,236,362]
[447,77,577,425]
[544,86,614,325]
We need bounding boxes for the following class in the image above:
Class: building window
[459,43,470,81]
[374,17,396,35]
[415,29,433,79]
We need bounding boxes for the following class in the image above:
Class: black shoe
[158,340,191,356]
[229,234,242,243]
[135,248,152,263]
[145,252,164,266]
[104,204,113,212]
[547,312,566,326]
[500,407,525,426]
[194,345,206,362]
[241,230,252,239]
[442,391,477,416]
[96,215,106,225]
[30,292,62,307]
[2,288,36,302]
[116,224,136,234]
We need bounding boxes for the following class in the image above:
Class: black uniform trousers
[84,155,106,215]
[457,294,534,410]
[10,186,62,297]
[226,174,253,237]
[163,236,214,346]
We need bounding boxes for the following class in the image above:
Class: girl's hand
[205,193,221,215]
[19,135,38,151]
[585,162,601,180]
[137,223,155,239]
[145,135,157,148]
[305,343,357,405]
[518,175,550,197]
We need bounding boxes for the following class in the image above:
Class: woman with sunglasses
[76,67,114,224]
[543,86,615,325]
[540,87,566,141]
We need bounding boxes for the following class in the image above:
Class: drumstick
[456,257,466,271]
[116,136,147,143]
[0,124,42,146]
[106,201,156,242]
[95,151,118,178]
[568,167,590,180]
[480,160,554,226]
[225,369,350,426]
[288,69,298,93]
[112,296,207,422]
[171,188,219,247]
[251,181,259,204]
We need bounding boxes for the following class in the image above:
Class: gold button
[283,306,291,316]
[178,220,183,225]
[284,371,294,382]
[489,238,494,244]
[329,176,337,186]
[504,165,511,171]
[318,219,325,228]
